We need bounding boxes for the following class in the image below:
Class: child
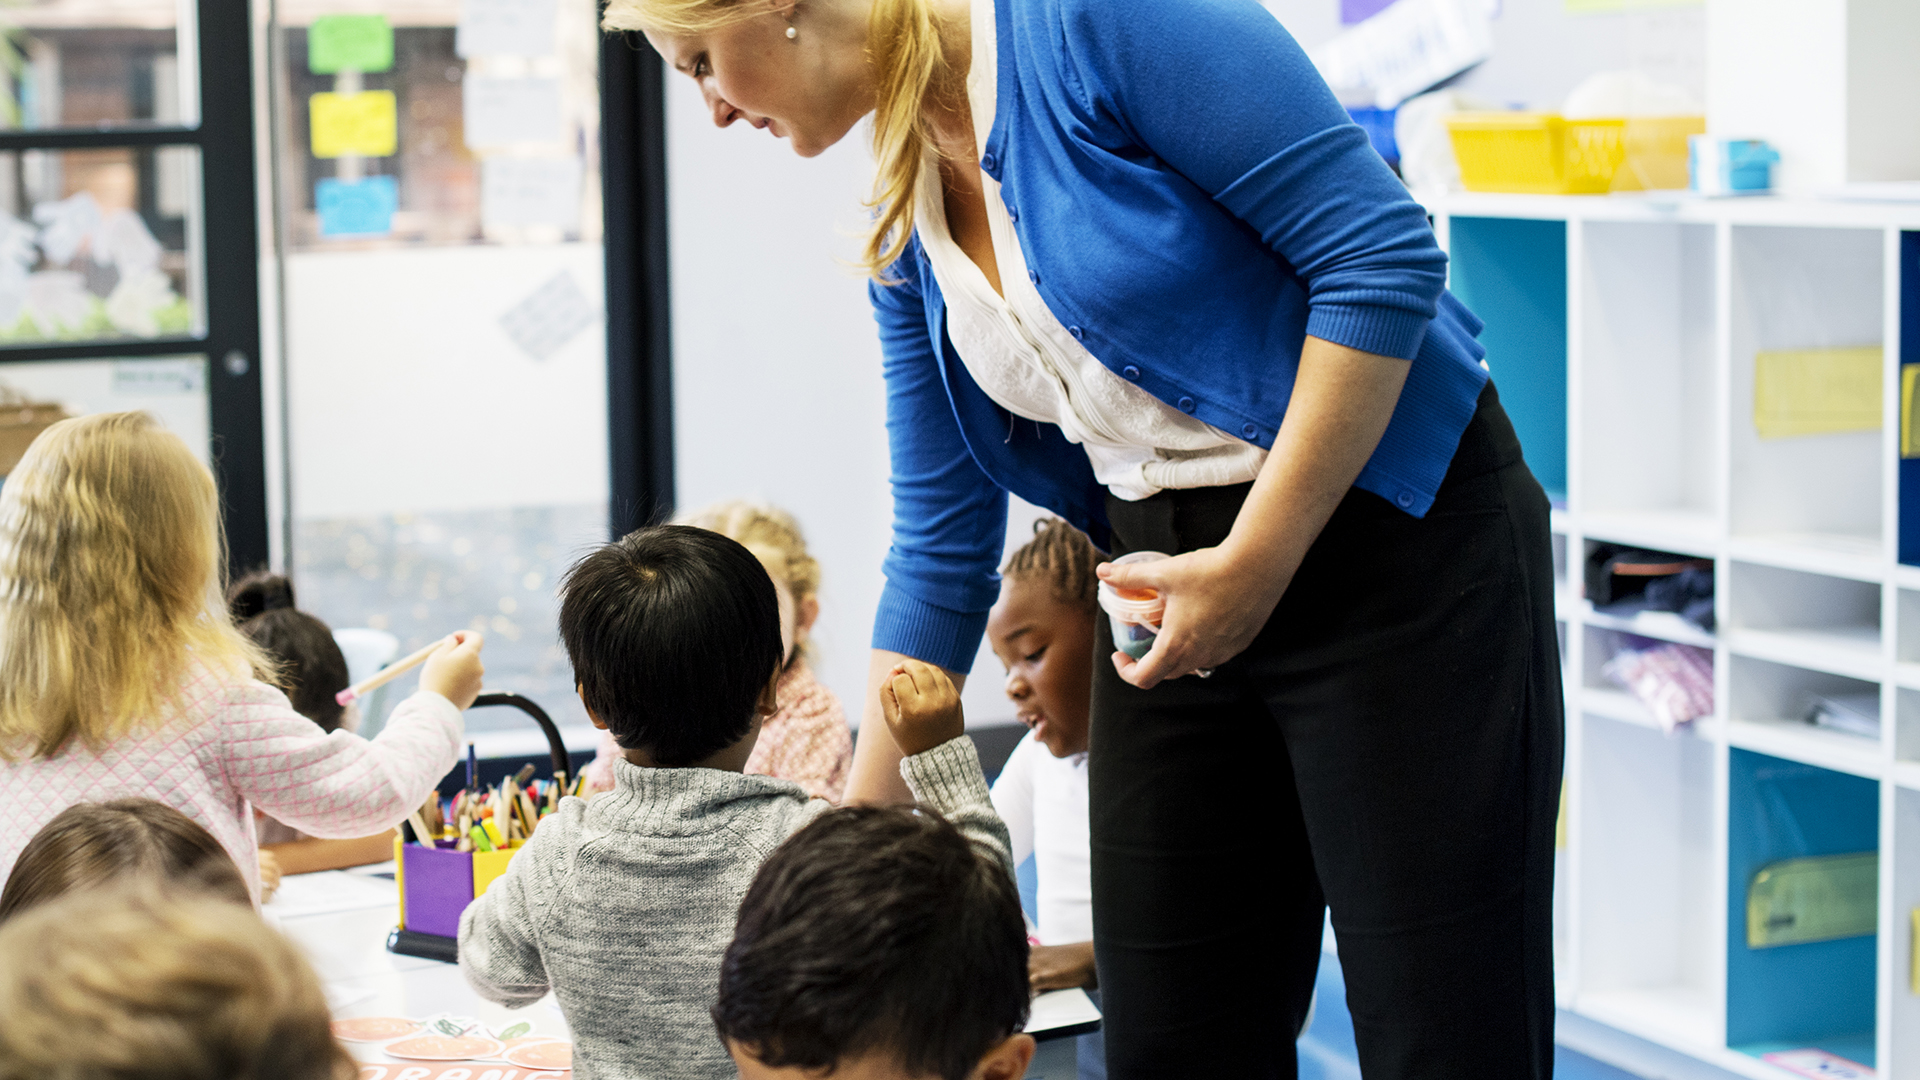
[0,886,356,1080]
[459,524,1009,1080]
[986,519,1103,1076]
[715,806,1035,1080]
[0,798,252,920]
[0,411,485,900]
[584,500,851,800]
[229,571,409,876]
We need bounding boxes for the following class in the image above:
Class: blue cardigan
[870,0,1490,672]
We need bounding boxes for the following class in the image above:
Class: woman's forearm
[1223,336,1412,596]
[1101,335,1411,688]
[844,648,968,806]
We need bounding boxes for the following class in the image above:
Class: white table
[270,866,1099,1069]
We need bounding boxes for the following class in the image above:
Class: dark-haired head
[559,525,784,767]
[228,572,349,733]
[0,799,253,920]
[714,807,1032,1080]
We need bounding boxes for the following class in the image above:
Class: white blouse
[910,0,1268,501]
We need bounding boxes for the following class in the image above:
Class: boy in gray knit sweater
[457,526,1010,1080]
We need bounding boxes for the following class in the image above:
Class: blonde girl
[607,0,1559,1076]
[584,500,851,799]
[0,412,485,899]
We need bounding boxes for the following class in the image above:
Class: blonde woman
[583,500,851,800]
[608,0,1561,1076]
[0,412,485,899]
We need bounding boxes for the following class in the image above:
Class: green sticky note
[308,14,393,74]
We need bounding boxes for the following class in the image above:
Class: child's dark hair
[0,799,252,920]
[227,572,350,733]
[559,525,783,766]
[1003,518,1104,610]
[713,806,1030,1080]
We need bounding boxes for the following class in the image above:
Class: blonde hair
[600,0,956,278]
[0,412,269,760]
[0,886,356,1080]
[675,499,821,603]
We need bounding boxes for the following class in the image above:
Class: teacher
[610,0,1563,1075]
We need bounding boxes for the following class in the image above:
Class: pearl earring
[785,24,797,38]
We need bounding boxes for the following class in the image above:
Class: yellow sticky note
[1753,346,1882,440]
[1912,908,1919,994]
[1901,364,1920,458]
[309,91,396,158]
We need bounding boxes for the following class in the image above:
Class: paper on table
[267,870,400,919]
[480,156,581,231]
[498,270,599,361]
[456,0,557,58]
[462,76,563,148]
[1024,987,1101,1039]
[310,92,398,158]
[308,14,394,74]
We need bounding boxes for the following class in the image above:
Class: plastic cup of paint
[1097,551,1169,660]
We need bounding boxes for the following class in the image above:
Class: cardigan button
[1122,365,1140,380]
[1241,422,1258,439]
[1027,269,1039,286]
[1177,396,1196,413]
[1007,205,1018,223]
[981,152,998,172]
[1396,490,1414,508]
[1067,325,1083,340]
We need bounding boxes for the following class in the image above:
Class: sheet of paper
[308,14,394,74]
[316,176,399,237]
[267,870,400,920]
[462,76,563,148]
[480,156,581,231]
[497,269,599,361]
[111,358,204,396]
[311,91,398,158]
[456,0,557,58]
[1308,0,1496,109]
[1025,987,1102,1037]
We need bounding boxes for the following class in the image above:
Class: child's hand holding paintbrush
[337,630,486,711]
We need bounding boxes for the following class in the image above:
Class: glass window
[0,355,208,472]
[5,0,193,130]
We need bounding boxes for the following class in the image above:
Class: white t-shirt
[990,731,1092,945]
[909,0,1267,502]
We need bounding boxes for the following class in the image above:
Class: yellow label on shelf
[309,91,397,158]
[1746,852,1877,949]
[1901,364,1920,458]
[1913,908,1919,994]
[1753,347,1882,440]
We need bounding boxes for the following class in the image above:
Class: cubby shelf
[1428,190,1918,1080]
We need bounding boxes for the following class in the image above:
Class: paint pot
[1097,551,1169,660]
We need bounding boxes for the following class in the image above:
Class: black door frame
[600,26,673,538]
[0,0,267,571]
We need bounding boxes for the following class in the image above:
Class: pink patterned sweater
[583,660,852,802]
[1,668,463,901]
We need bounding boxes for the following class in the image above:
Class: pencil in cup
[335,636,453,707]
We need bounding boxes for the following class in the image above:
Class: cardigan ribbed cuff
[1305,301,1431,361]
[871,583,990,674]
[900,736,990,811]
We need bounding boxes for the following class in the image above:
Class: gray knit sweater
[457,736,1011,1080]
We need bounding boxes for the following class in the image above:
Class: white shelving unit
[1425,191,1920,1079]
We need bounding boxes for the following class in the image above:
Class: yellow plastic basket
[1446,112,1706,195]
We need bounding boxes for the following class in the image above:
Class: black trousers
[1089,384,1562,1079]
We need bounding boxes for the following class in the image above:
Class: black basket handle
[468,691,570,781]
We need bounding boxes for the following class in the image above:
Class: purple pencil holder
[400,841,473,938]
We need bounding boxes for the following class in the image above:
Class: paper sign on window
[310,91,398,158]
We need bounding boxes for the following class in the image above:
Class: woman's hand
[1097,541,1293,689]
[1030,941,1097,992]
[1101,336,1413,691]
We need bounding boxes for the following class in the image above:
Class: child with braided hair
[986,517,1106,1078]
